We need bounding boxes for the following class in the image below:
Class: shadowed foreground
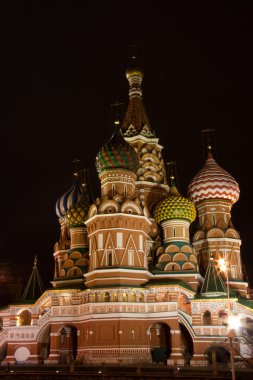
[0,363,252,380]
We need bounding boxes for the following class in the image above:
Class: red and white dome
[188,149,240,204]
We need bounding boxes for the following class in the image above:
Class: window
[173,228,176,237]
[117,233,123,248]
[231,265,236,278]
[98,234,103,249]
[139,235,143,251]
[203,310,212,325]
[107,250,113,266]
[122,292,128,302]
[102,292,110,302]
[128,250,134,266]
[218,310,227,325]
[212,214,216,226]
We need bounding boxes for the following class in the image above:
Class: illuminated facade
[0,61,253,366]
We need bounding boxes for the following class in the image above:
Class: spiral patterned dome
[188,148,240,205]
[95,127,139,174]
[154,179,196,224]
[55,180,82,219]
[65,188,92,228]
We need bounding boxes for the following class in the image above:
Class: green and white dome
[154,178,196,224]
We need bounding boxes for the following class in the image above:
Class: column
[167,328,184,366]
[44,332,61,364]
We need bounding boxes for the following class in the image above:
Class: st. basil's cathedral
[0,59,252,366]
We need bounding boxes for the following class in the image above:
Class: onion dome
[65,186,92,228]
[55,180,82,219]
[188,146,240,204]
[154,177,196,224]
[95,127,139,174]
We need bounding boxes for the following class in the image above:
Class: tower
[188,143,247,296]
[85,126,152,287]
[121,57,169,213]
[153,174,199,290]
[53,169,92,288]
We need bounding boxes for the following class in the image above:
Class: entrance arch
[180,323,193,364]
[37,324,51,361]
[59,325,78,364]
[205,346,230,364]
[148,323,171,363]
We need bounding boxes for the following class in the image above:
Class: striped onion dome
[188,147,240,205]
[154,178,196,224]
[65,187,92,228]
[55,180,82,219]
[95,127,139,174]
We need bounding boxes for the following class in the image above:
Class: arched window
[122,292,128,302]
[203,310,212,325]
[18,310,32,326]
[129,293,136,302]
[107,251,113,266]
[113,292,118,302]
[102,292,110,302]
[128,250,134,266]
[217,310,228,325]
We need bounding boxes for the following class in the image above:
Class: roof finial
[166,161,181,195]
[166,161,176,183]
[72,158,82,178]
[129,44,141,66]
[79,168,87,189]
[110,102,124,130]
[126,45,143,98]
[201,129,215,159]
[33,255,37,268]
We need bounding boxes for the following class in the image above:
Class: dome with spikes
[55,180,82,219]
[95,127,139,174]
[65,188,92,228]
[188,148,240,205]
[154,178,196,224]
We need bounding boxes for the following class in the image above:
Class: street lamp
[218,258,240,380]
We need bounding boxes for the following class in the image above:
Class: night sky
[1,1,253,289]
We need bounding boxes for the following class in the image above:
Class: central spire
[121,48,152,136]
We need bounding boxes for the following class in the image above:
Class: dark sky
[1,1,253,288]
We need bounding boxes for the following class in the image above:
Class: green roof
[238,298,253,310]
[201,257,227,297]
[145,278,194,292]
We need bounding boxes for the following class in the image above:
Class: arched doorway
[37,325,51,362]
[239,316,253,358]
[180,323,193,364]
[59,325,78,364]
[205,346,230,364]
[148,323,171,363]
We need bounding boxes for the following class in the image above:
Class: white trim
[86,213,152,227]
[193,237,241,245]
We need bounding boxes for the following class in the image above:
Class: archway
[148,323,171,363]
[18,310,31,326]
[59,325,78,364]
[37,324,51,362]
[205,346,230,364]
[180,323,193,364]
[239,316,253,358]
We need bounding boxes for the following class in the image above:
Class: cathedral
[0,59,253,366]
